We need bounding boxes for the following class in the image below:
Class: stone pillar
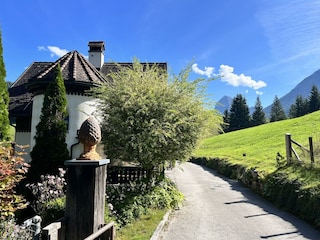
[64,159,109,240]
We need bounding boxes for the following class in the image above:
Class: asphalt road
[158,162,320,240]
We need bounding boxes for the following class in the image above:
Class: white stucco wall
[66,94,100,159]
[29,93,100,160]
[30,95,44,151]
[89,51,104,69]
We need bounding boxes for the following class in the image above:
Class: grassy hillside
[195,110,320,174]
[194,112,320,228]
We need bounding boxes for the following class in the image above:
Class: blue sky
[1,0,320,108]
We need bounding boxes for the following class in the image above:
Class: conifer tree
[270,95,287,122]
[0,31,10,141]
[229,94,250,131]
[251,96,266,127]
[308,85,320,113]
[222,109,230,132]
[289,95,308,118]
[28,64,70,182]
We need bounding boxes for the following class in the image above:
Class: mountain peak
[215,95,233,114]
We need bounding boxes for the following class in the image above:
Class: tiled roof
[28,51,108,93]
[9,62,53,115]
[9,51,108,116]
[100,62,167,76]
[9,50,167,117]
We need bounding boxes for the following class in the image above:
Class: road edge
[150,209,172,240]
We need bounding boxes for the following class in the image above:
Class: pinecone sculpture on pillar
[77,116,102,160]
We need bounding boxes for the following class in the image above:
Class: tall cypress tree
[0,31,10,141]
[251,96,266,127]
[229,94,250,131]
[270,95,287,122]
[28,64,70,182]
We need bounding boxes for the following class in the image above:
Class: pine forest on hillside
[222,85,320,132]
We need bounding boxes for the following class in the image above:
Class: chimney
[88,41,105,70]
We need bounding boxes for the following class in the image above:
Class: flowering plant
[0,217,33,239]
[0,143,29,220]
[26,168,66,213]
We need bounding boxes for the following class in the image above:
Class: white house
[9,41,167,162]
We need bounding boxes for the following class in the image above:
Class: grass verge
[195,111,320,185]
[116,208,167,240]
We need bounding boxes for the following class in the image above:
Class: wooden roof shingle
[9,51,108,117]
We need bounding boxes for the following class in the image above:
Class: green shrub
[25,169,66,226]
[294,186,320,227]
[263,173,302,209]
[41,197,66,226]
[263,172,320,228]
[95,60,222,172]
[26,169,66,213]
[106,178,183,227]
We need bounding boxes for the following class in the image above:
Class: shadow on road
[195,163,320,239]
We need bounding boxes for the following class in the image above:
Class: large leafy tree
[308,85,320,113]
[95,60,222,171]
[228,94,250,131]
[28,64,70,182]
[270,95,287,122]
[0,31,10,141]
[251,96,266,127]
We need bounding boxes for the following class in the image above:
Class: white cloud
[256,91,263,95]
[219,64,267,90]
[47,46,69,57]
[192,63,267,90]
[191,63,215,78]
[38,46,46,51]
[38,45,69,58]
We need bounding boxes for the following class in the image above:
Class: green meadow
[195,111,320,186]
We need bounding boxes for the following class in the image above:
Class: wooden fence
[107,165,160,184]
[285,133,315,164]
[84,222,115,240]
[43,220,115,240]
[42,219,64,240]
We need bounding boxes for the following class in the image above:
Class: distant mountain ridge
[216,69,320,117]
[264,68,320,115]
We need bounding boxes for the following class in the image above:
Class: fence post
[285,133,292,164]
[42,221,62,240]
[22,215,42,240]
[309,137,314,164]
[64,159,110,240]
